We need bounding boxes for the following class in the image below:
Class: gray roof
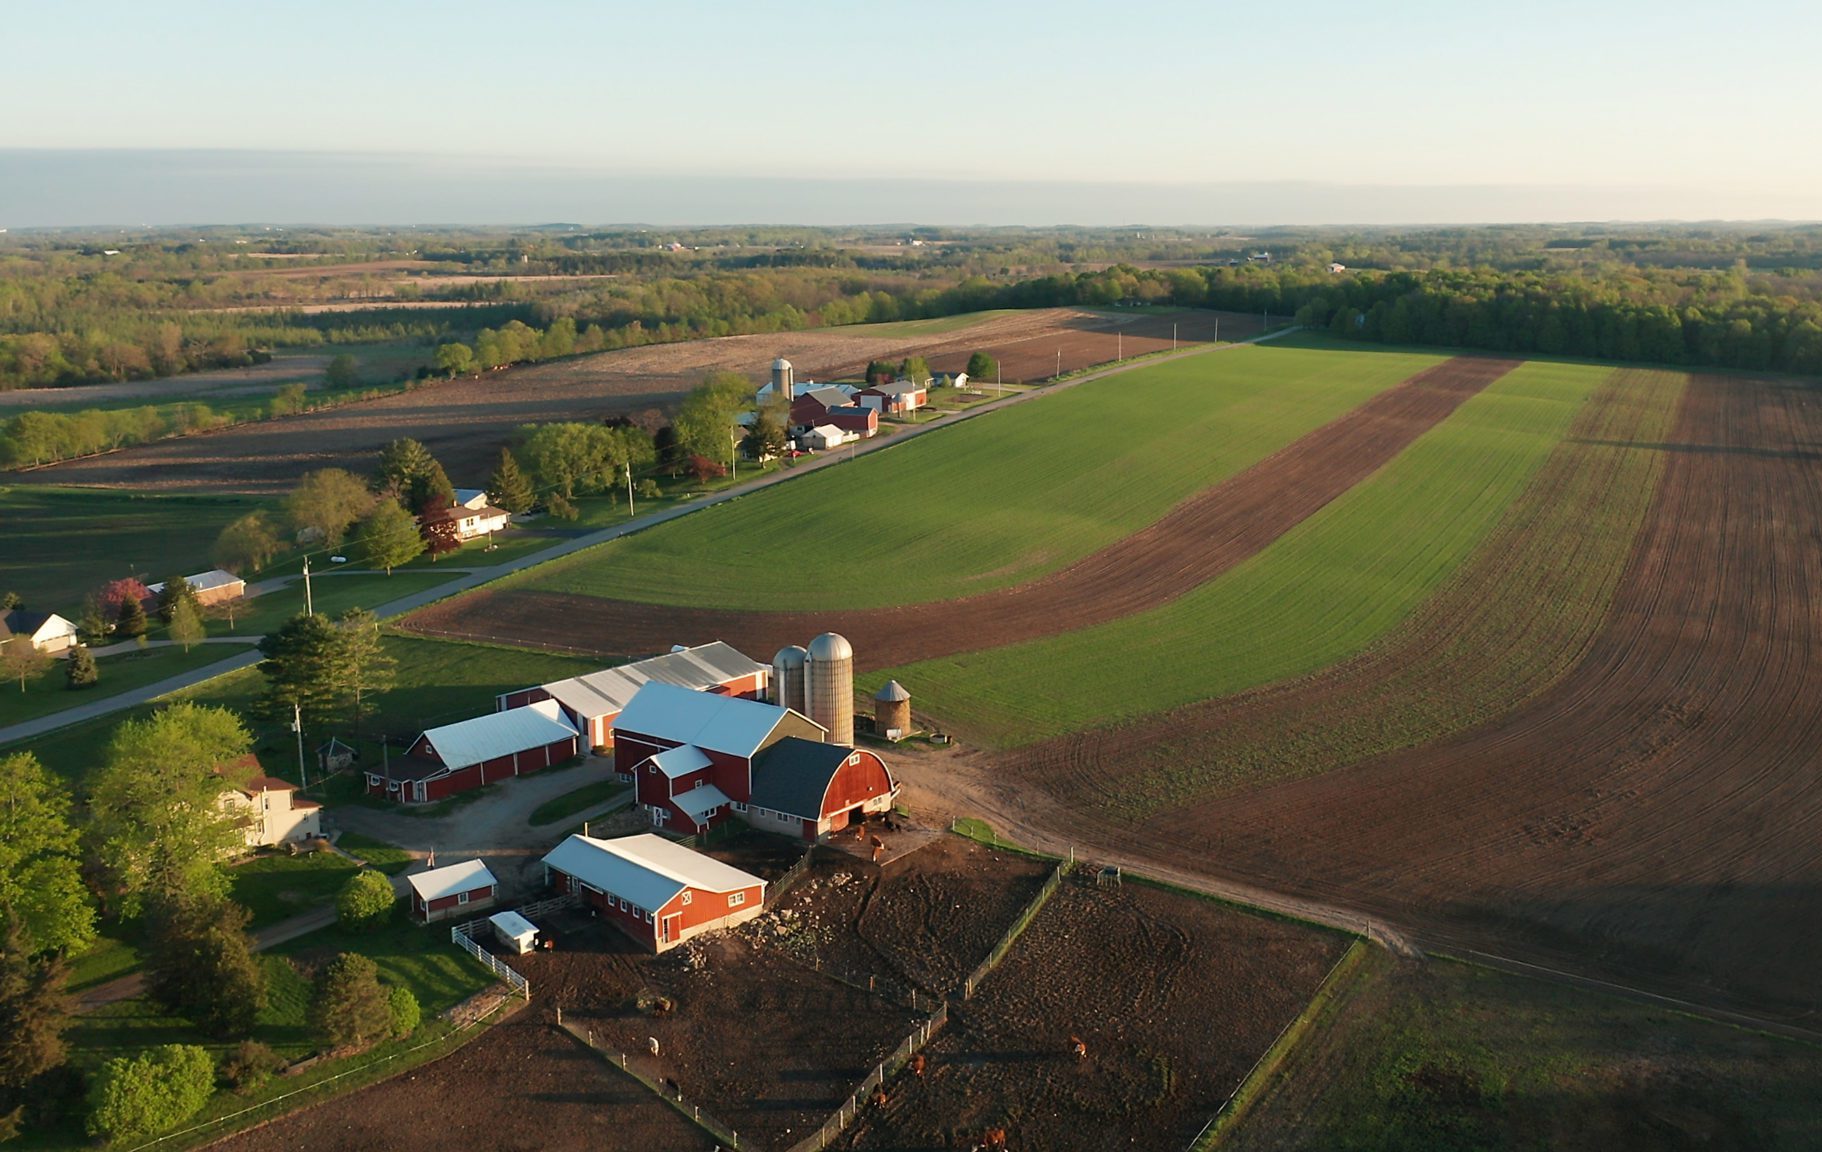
[525,642,768,722]
[875,679,910,702]
[615,682,815,759]
[799,386,851,408]
[419,700,576,770]
[866,379,925,397]
[748,737,852,821]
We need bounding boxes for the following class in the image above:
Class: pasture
[514,343,1443,610]
[886,358,1611,745]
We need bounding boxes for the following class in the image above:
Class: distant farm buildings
[497,641,771,750]
[368,700,580,803]
[542,832,767,952]
[145,569,246,607]
[858,378,928,415]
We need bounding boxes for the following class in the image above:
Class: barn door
[661,914,679,945]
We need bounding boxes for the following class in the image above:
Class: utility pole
[1214,316,1221,345]
[1173,322,1178,352]
[1118,331,1122,361]
[302,556,313,616]
[1055,347,1061,380]
[625,462,635,517]
[730,430,738,483]
[292,702,309,791]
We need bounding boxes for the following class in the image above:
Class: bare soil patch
[18,308,1243,494]
[837,877,1347,1152]
[402,356,1513,666]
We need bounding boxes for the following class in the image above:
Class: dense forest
[3,224,1821,393]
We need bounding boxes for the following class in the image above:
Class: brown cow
[980,1128,1008,1151]
[909,1053,927,1077]
[1069,1035,1087,1060]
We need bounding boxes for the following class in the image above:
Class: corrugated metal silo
[772,644,807,713]
[804,632,854,745]
[771,357,794,396]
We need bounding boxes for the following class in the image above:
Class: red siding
[498,686,550,711]
[555,868,762,951]
[822,749,895,818]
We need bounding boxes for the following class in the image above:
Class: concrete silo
[874,680,911,741]
[804,631,854,745]
[770,357,795,396]
[772,644,807,713]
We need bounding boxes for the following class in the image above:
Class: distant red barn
[368,700,578,804]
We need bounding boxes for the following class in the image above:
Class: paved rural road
[0,330,1297,748]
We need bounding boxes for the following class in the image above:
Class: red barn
[614,682,899,841]
[858,379,927,414]
[368,701,579,804]
[495,642,770,751]
[824,405,879,438]
[788,385,857,429]
[541,833,766,952]
[407,859,497,923]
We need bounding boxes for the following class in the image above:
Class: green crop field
[1112,369,1686,815]
[0,486,268,612]
[516,343,1445,611]
[1225,951,1822,1151]
[884,359,1609,746]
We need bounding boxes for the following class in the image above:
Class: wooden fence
[783,1001,950,1152]
[961,860,1071,999]
[558,1018,742,1148]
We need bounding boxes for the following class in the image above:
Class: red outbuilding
[368,700,579,804]
[407,859,498,923]
[541,833,766,952]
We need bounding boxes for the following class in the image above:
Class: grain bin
[874,680,911,741]
[804,631,854,745]
[770,357,795,396]
[772,645,807,713]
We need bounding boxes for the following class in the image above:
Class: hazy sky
[3,0,1819,225]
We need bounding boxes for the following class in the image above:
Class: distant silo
[772,645,807,713]
[874,680,911,741]
[771,357,795,396]
[804,632,854,745]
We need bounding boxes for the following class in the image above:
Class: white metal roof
[146,569,243,596]
[421,700,576,770]
[488,910,537,940]
[541,833,763,912]
[525,642,769,723]
[650,744,713,779]
[674,783,734,822]
[614,681,820,758]
[407,859,497,902]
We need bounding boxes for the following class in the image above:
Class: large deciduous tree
[84,1044,215,1142]
[285,468,376,549]
[87,702,252,917]
[354,499,424,574]
[965,351,997,380]
[0,640,51,692]
[213,511,282,575]
[334,608,394,735]
[0,753,95,956]
[671,371,751,463]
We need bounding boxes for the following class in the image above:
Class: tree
[0,753,94,955]
[745,400,789,459]
[0,640,51,692]
[324,353,358,389]
[65,643,98,690]
[336,871,396,932]
[168,596,206,652]
[310,953,392,1050]
[0,593,17,610]
[0,914,74,1140]
[687,454,727,484]
[433,342,475,378]
[114,587,148,639]
[965,351,998,380]
[285,468,375,549]
[487,447,535,515]
[88,702,252,917]
[77,594,109,642]
[671,372,751,462]
[213,511,282,575]
[864,359,896,386]
[270,381,308,416]
[899,354,931,384]
[98,577,150,618]
[417,497,462,562]
[375,438,453,513]
[85,1043,215,1142]
[142,895,266,1039]
[218,1041,283,1095]
[157,572,203,625]
[387,985,420,1038]
[256,613,342,728]
[353,499,424,575]
[333,608,394,735]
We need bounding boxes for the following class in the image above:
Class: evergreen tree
[333,608,395,736]
[0,914,74,1141]
[354,500,424,574]
[257,613,342,728]
[142,895,266,1039]
[64,644,99,690]
[310,953,391,1050]
[114,588,148,639]
[156,574,202,625]
[487,447,535,514]
[0,754,95,956]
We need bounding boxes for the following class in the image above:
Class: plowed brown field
[401,356,1514,663]
[1000,373,1822,1017]
[21,309,1249,494]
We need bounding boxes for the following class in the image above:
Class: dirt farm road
[0,332,1290,750]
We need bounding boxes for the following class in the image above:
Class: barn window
[849,752,860,766]
[682,891,693,906]
[457,892,469,905]
[733,802,748,813]
[728,891,746,908]
[618,898,628,912]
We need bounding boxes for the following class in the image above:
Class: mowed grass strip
[516,344,1445,610]
[1107,369,1685,814]
[887,360,1609,745]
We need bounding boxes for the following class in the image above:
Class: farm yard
[12,307,1248,495]
[836,877,1349,1152]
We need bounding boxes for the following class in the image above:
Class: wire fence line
[961,859,1073,1000]
[783,1001,950,1152]
[557,1018,743,1149]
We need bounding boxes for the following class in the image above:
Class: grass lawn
[0,485,268,612]
[514,343,1446,611]
[229,851,361,928]
[887,359,1610,745]
[0,642,235,726]
[1226,951,1822,1151]
[528,777,629,826]
[217,571,452,636]
[335,831,414,873]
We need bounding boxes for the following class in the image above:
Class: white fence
[450,920,531,1000]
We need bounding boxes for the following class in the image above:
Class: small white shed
[489,909,538,954]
